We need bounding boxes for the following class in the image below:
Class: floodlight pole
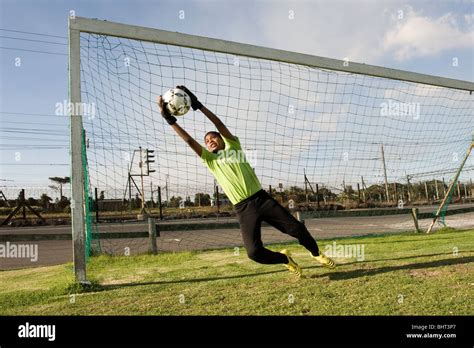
[426,140,474,233]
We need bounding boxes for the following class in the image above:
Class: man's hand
[157,96,177,125]
[176,85,203,111]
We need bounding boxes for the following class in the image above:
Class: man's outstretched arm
[177,85,236,141]
[199,106,235,141]
[170,123,202,157]
[158,96,202,157]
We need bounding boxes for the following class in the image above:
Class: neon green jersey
[201,135,262,205]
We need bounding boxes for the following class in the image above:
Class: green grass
[1,227,473,315]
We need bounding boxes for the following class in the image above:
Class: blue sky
[0,0,473,199]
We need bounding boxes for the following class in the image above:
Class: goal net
[69,17,474,281]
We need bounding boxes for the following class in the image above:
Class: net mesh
[78,33,474,256]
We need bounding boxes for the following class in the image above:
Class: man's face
[205,133,224,153]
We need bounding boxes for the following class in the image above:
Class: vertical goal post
[69,16,474,282]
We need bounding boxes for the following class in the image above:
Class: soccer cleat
[312,252,336,269]
[280,249,302,278]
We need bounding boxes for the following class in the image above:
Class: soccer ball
[162,88,191,116]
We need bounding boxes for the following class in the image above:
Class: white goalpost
[69,16,474,282]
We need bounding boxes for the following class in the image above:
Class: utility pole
[381,144,390,203]
[128,174,132,210]
[442,177,446,197]
[304,169,309,204]
[357,183,361,204]
[125,147,155,218]
[157,186,163,220]
[406,175,412,202]
[150,181,154,208]
[361,176,366,202]
[139,147,145,213]
[165,174,169,203]
[316,183,320,208]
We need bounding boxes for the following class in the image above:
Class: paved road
[1,210,473,271]
[1,203,473,236]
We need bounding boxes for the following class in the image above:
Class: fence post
[316,183,320,209]
[148,217,158,255]
[157,186,163,220]
[94,187,99,223]
[357,183,361,204]
[411,207,421,233]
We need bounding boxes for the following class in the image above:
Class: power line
[0,46,67,56]
[1,120,68,127]
[0,146,68,150]
[0,135,69,142]
[2,128,69,136]
[0,111,67,118]
[2,163,69,166]
[0,28,67,39]
[0,35,67,46]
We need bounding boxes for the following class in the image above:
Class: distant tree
[365,184,386,202]
[194,193,211,206]
[314,187,336,203]
[184,196,194,207]
[169,196,182,208]
[48,176,70,199]
[56,197,70,210]
[27,197,39,207]
[285,185,306,203]
[40,194,52,209]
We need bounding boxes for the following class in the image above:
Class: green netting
[82,129,100,259]
[437,184,454,227]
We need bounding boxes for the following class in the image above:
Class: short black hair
[204,131,222,142]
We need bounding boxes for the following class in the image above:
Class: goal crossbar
[70,16,474,92]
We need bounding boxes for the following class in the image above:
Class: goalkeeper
[158,86,335,277]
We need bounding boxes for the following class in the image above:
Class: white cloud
[238,3,472,66]
[253,1,391,64]
[383,7,474,61]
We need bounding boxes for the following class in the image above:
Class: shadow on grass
[307,256,474,281]
[353,233,473,245]
[99,268,289,291]
[338,250,474,267]
[95,255,473,291]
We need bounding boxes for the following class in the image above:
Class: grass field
[0,227,473,315]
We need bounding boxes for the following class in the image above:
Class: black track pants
[234,189,320,264]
